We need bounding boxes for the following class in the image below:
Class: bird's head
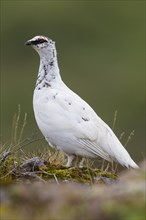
[25,36,56,58]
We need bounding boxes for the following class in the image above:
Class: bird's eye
[32,38,48,45]
[38,39,48,44]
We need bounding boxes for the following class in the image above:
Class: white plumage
[25,35,138,169]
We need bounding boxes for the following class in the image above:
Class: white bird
[25,35,138,169]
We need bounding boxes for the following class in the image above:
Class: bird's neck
[35,53,61,90]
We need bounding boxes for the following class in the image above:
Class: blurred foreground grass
[0,158,145,220]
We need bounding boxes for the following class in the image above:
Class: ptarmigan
[25,35,138,169]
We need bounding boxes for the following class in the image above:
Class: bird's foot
[65,155,85,168]
[78,158,85,168]
[65,155,76,168]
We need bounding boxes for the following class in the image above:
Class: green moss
[0,154,117,185]
[41,164,117,184]
[0,156,16,185]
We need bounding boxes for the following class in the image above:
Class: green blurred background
[1,1,145,163]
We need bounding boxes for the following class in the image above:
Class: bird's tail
[128,159,139,169]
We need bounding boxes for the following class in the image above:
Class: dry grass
[0,107,137,185]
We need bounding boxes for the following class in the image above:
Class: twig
[34,171,60,184]
[20,172,46,183]
[0,136,45,166]
[104,162,110,172]
[13,137,44,154]
[53,173,60,185]
[11,113,16,145]
[85,158,94,186]
[101,159,105,171]
[124,130,135,147]
[119,132,125,140]
[112,110,118,131]
[18,112,27,144]
[0,151,11,166]
[13,104,21,144]
[111,161,118,174]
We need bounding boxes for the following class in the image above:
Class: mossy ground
[0,158,145,220]
[0,148,145,220]
[0,153,117,185]
[41,165,117,184]
[0,107,144,219]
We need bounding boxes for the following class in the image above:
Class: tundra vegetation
[0,106,145,220]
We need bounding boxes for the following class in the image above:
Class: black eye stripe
[32,39,48,45]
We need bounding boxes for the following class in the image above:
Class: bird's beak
[25,40,32,46]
